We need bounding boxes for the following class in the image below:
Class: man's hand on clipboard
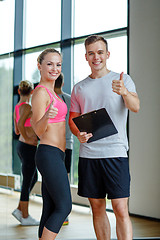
[77,131,93,143]
[71,108,118,143]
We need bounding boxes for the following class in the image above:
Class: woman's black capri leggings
[35,144,72,237]
[16,141,38,201]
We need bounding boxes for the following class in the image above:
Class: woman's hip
[35,144,65,172]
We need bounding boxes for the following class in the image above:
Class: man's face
[85,40,110,73]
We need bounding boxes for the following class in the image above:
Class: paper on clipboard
[72,108,118,143]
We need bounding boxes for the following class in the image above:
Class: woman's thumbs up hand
[46,97,58,119]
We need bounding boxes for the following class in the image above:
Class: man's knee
[112,199,129,219]
[89,198,106,215]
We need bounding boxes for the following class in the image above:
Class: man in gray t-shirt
[69,35,140,239]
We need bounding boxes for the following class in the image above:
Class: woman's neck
[19,95,30,103]
[40,79,55,90]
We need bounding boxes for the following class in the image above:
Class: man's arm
[122,91,140,113]
[112,72,140,113]
[69,112,92,143]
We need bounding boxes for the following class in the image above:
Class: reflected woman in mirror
[12,80,39,226]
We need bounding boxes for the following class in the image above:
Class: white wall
[129,0,160,219]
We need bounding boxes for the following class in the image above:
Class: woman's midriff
[39,121,66,152]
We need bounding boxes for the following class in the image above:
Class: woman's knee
[32,170,38,184]
[59,198,72,217]
[67,199,72,215]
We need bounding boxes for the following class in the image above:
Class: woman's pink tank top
[15,102,31,127]
[35,85,67,123]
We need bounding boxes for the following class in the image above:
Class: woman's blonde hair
[19,80,34,96]
[37,48,62,65]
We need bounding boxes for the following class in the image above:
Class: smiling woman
[31,48,72,240]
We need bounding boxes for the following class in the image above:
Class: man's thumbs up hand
[112,72,128,96]
[120,72,124,81]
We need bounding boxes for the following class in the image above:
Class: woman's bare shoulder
[32,87,49,102]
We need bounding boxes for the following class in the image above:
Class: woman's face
[38,52,62,82]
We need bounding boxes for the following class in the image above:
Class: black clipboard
[72,108,118,143]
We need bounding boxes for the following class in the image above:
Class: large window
[0,0,15,54]
[24,0,61,48]
[73,0,127,37]
[0,0,14,175]
[0,0,129,199]
[24,51,41,83]
[0,56,13,173]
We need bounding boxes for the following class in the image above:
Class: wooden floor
[0,188,160,240]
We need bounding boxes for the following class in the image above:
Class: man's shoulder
[108,71,121,78]
[63,92,71,98]
[109,71,132,80]
[73,76,90,88]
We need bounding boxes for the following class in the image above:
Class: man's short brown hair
[85,35,108,51]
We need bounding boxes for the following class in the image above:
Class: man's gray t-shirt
[70,71,136,158]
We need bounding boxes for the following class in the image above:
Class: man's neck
[89,68,110,79]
